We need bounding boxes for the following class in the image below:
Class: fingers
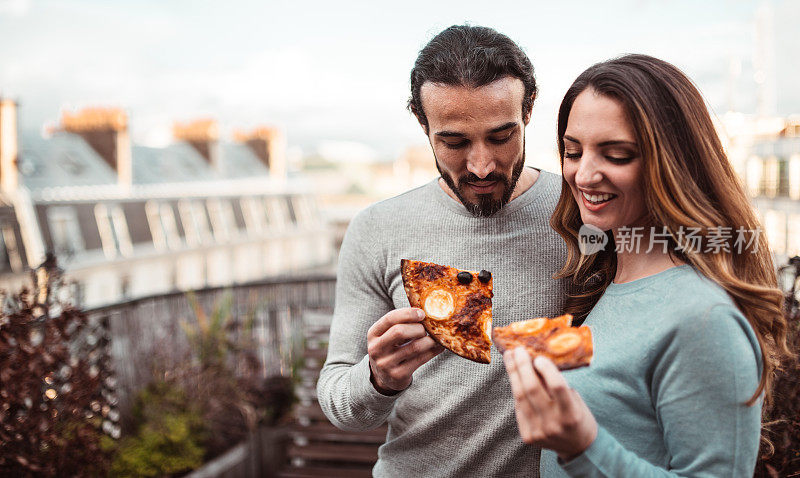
[505,348,543,445]
[373,336,441,371]
[504,348,555,426]
[366,308,439,394]
[512,348,553,409]
[392,336,442,363]
[504,349,523,398]
[369,337,443,393]
[368,308,425,339]
[398,338,445,371]
[504,349,542,412]
[504,350,598,456]
[511,379,539,445]
[368,322,428,360]
[532,356,575,417]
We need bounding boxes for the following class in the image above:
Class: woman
[503,54,791,477]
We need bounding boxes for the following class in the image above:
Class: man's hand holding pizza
[367,307,445,395]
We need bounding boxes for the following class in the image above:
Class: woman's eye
[564,152,581,160]
[606,156,635,164]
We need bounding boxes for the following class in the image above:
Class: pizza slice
[400,259,493,364]
[492,314,593,370]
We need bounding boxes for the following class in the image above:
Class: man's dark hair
[408,24,538,131]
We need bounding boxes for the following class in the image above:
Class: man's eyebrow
[563,135,637,147]
[489,122,517,134]
[435,122,518,138]
[434,131,466,138]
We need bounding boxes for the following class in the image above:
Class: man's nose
[466,143,496,179]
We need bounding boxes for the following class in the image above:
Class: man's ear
[410,104,430,135]
[523,92,536,125]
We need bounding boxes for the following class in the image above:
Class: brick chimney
[61,107,132,188]
[0,98,19,193]
[173,119,220,169]
[233,126,286,179]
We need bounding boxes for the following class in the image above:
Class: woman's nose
[574,155,603,186]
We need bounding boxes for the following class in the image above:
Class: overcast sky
[1,0,799,171]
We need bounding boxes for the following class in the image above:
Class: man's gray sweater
[317,170,569,477]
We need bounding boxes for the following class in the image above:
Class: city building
[720,111,800,262]
[740,116,800,261]
[0,99,333,308]
[299,142,439,253]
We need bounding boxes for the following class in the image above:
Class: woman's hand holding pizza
[504,347,598,461]
[367,307,445,395]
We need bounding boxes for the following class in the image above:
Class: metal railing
[85,273,337,420]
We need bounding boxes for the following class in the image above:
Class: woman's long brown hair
[551,54,790,408]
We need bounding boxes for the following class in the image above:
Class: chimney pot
[234,125,286,179]
[60,107,132,188]
[173,119,220,168]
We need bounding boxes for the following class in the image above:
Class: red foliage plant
[0,289,112,477]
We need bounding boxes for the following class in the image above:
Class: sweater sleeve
[559,303,762,477]
[316,208,402,431]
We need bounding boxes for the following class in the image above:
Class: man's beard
[435,148,526,218]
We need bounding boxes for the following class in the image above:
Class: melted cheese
[548,330,582,355]
[512,317,547,334]
[423,289,455,320]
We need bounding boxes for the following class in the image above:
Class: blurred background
[1,0,799,476]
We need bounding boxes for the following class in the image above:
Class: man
[317,24,568,477]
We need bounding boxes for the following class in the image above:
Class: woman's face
[562,89,647,233]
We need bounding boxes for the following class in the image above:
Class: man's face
[420,76,530,217]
